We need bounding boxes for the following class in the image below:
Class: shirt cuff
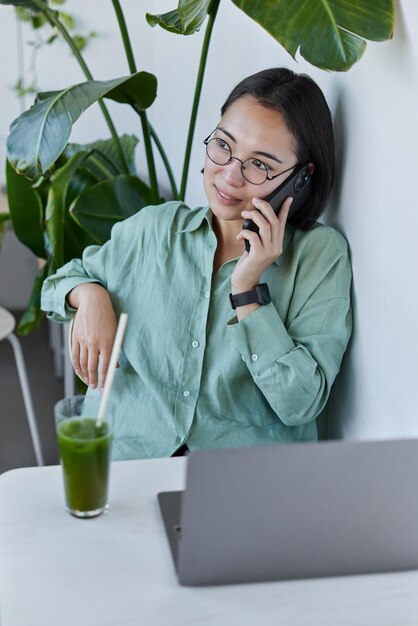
[227,303,295,373]
[42,277,102,322]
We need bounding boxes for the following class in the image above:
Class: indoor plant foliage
[12,0,96,98]
[1,0,394,334]
[0,213,10,251]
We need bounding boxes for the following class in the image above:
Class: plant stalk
[149,124,179,200]
[112,0,160,202]
[129,107,159,203]
[33,0,130,174]
[111,0,137,74]
[179,0,221,200]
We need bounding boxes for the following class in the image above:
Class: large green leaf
[63,210,92,263]
[232,0,394,71]
[0,213,9,253]
[0,0,42,10]
[70,175,153,245]
[146,0,211,34]
[35,72,157,109]
[6,159,46,258]
[7,72,157,178]
[17,260,50,336]
[54,135,140,222]
[63,135,139,177]
[45,151,90,268]
[106,72,157,108]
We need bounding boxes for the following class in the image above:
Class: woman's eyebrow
[217,126,283,164]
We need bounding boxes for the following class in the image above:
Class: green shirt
[41,201,352,460]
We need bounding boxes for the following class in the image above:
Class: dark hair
[221,68,335,229]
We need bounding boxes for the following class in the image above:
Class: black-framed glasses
[203,130,299,185]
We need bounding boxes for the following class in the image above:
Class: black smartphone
[243,164,312,252]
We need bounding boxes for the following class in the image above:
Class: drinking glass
[54,395,112,518]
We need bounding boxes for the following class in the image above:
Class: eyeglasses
[203,130,300,185]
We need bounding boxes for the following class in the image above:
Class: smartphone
[243,164,312,252]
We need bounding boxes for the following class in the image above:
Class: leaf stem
[111,0,137,74]
[179,0,220,200]
[133,107,159,203]
[149,123,179,200]
[112,0,160,202]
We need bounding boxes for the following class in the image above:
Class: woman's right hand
[67,283,118,390]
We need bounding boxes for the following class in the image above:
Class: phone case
[243,164,312,252]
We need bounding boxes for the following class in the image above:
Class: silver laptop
[158,438,418,586]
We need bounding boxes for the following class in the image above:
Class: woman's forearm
[67,282,109,309]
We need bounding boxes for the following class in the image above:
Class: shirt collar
[176,204,295,266]
[175,205,213,234]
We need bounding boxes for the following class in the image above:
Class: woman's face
[204,95,299,224]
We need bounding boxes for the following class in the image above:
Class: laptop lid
[158,438,418,586]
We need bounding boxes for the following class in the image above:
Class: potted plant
[1,0,394,334]
[0,212,9,250]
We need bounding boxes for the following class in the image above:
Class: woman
[42,67,352,460]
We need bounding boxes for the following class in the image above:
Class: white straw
[96,313,128,427]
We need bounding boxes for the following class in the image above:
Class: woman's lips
[215,186,241,206]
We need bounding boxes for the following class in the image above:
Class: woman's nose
[222,157,245,185]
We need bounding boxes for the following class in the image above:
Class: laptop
[158,438,418,586]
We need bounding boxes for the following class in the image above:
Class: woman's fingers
[73,335,112,389]
[68,287,118,389]
[243,196,293,247]
[70,333,114,390]
[70,337,81,378]
[242,208,272,243]
[233,196,294,291]
[277,196,293,226]
[78,343,90,384]
[238,227,263,252]
[87,347,100,389]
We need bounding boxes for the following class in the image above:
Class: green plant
[2,0,394,334]
[13,0,96,98]
[0,212,10,251]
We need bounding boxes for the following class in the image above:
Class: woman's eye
[250,159,268,171]
[215,138,229,151]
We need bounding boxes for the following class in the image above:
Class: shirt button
[183,390,190,398]
[205,291,210,298]
[251,354,259,362]
[192,340,199,348]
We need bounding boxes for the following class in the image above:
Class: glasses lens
[241,159,268,185]
[206,138,232,165]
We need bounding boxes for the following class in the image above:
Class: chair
[0,307,44,466]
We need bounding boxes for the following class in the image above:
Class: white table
[1,458,418,626]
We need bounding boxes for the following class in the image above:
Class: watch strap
[229,283,271,310]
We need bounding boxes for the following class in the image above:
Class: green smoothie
[57,418,112,516]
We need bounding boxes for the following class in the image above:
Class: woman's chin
[211,205,242,223]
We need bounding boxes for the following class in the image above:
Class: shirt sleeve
[41,201,185,322]
[41,220,127,322]
[227,228,353,427]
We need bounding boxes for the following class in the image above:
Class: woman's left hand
[231,195,293,292]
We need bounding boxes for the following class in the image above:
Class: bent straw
[96,313,128,427]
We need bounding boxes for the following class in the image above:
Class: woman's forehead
[219,95,296,157]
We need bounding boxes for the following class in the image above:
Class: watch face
[256,284,271,305]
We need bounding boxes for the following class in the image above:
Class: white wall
[1,1,417,439]
[326,1,418,439]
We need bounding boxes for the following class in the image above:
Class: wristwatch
[229,283,271,310]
